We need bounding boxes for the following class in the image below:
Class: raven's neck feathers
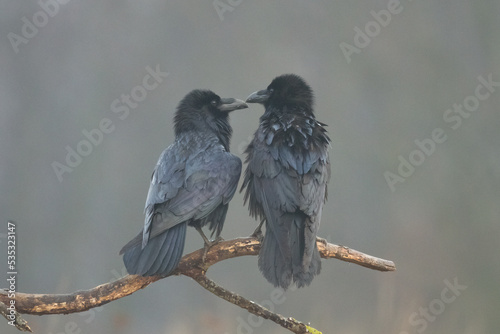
[209,114,233,151]
[259,105,330,149]
[174,110,232,151]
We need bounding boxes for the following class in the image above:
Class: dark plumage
[120,90,247,276]
[241,74,330,288]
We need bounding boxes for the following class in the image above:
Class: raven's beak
[246,89,270,103]
[218,98,248,112]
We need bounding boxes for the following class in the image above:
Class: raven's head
[174,90,247,149]
[175,90,247,134]
[246,74,314,112]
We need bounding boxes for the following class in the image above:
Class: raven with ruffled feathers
[242,74,330,288]
[120,90,247,276]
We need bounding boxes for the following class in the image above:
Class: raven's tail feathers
[291,216,321,288]
[258,215,321,289]
[258,228,292,289]
[121,222,187,277]
[291,236,321,287]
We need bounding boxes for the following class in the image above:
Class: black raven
[120,90,247,276]
[241,74,330,289]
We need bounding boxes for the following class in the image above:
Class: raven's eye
[210,100,218,106]
[268,88,274,94]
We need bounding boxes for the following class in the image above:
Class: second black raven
[242,74,330,289]
[120,90,247,276]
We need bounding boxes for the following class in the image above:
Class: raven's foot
[201,235,224,262]
[250,220,265,241]
[316,236,329,246]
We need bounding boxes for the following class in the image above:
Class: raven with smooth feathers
[120,90,247,276]
[242,74,330,289]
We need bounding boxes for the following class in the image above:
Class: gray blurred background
[1,1,499,333]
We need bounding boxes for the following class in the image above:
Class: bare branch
[0,237,395,333]
[0,301,32,332]
[192,274,312,334]
[317,239,395,271]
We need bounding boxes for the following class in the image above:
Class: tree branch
[0,301,32,332]
[192,274,311,334]
[0,237,395,333]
